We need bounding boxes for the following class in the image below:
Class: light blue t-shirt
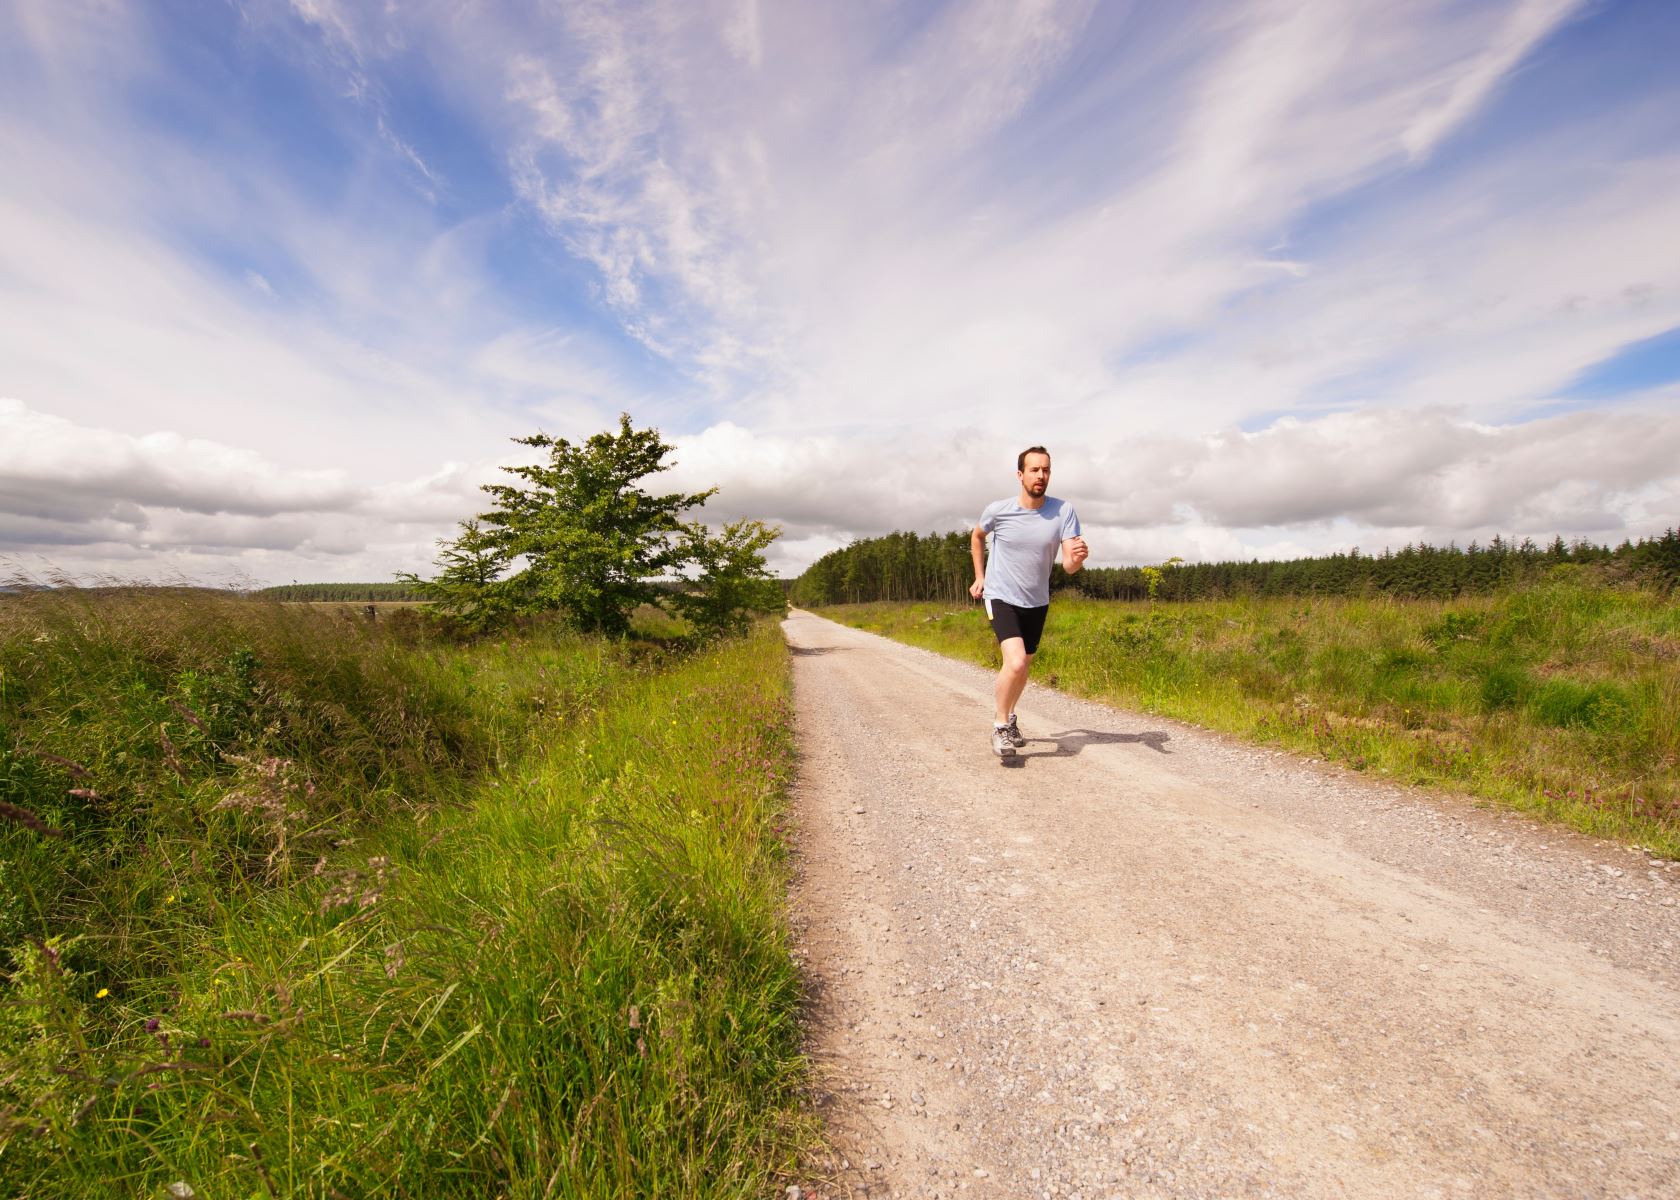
[978,496,1081,609]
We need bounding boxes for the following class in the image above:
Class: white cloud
[669,403,1680,574]
[285,0,364,57]
[722,0,763,69]
[1162,407,1679,532]
[0,398,506,578]
[0,399,356,520]
[8,393,1674,582]
[1400,0,1585,160]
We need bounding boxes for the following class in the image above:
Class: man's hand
[969,577,985,600]
[1063,536,1089,572]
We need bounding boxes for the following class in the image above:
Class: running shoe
[1005,713,1026,748]
[991,726,1016,757]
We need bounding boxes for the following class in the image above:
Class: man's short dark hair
[1017,445,1050,472]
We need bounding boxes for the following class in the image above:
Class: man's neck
[1016,489,1047,510]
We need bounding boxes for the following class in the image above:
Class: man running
[970,446,1088,757]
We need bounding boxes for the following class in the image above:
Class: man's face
[1019,453,1051,497]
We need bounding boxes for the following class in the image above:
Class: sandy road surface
[783,610,1680,1200]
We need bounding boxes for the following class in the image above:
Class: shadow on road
[789,644,840,657]
[1001,727,1171,767]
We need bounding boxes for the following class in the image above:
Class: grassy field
[818,571,1680,858]
[1,589,810,1196]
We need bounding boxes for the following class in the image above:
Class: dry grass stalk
[0,801,65,838]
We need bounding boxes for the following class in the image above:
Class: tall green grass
[2,589,810,1195]
[821,571,1680,857]
[1,589,534,975]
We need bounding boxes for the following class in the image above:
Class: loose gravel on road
[784,610,1680,1200]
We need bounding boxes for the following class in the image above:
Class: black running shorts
[985,597,1049,655]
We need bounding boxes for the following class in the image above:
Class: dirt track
[783,609,1680,1200]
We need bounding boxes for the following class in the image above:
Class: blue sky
[2,0,1678,581]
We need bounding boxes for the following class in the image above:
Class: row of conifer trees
[788,529,1680,607]
[255,582,427,602]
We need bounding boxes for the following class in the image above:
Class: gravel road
[783,609,1680,1200]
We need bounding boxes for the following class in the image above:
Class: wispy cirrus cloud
[1400,0,1586,160]
[483,0,1621,436]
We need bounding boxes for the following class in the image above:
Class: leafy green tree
[477,415,718,635]
[397,518,514,631]
[669,519,786,638]
[403,415,786,639]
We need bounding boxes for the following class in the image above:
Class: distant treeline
[789,528,1680,606]
[256,582,427,603]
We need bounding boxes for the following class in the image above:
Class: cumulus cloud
[8,394,1674,581]
[1159,407,1680,531]
[0,399,356,523]
[669,404,1680,573]
[0,399,505,576]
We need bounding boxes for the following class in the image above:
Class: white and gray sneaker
[1005,713,1026,748]
[991,725,1016,757]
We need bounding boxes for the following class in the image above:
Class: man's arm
[1061,535,1089,574]
[969,526,988,599]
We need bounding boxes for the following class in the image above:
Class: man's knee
[1000,643,1031,674]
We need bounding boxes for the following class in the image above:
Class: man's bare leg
[994,638,1034,725]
